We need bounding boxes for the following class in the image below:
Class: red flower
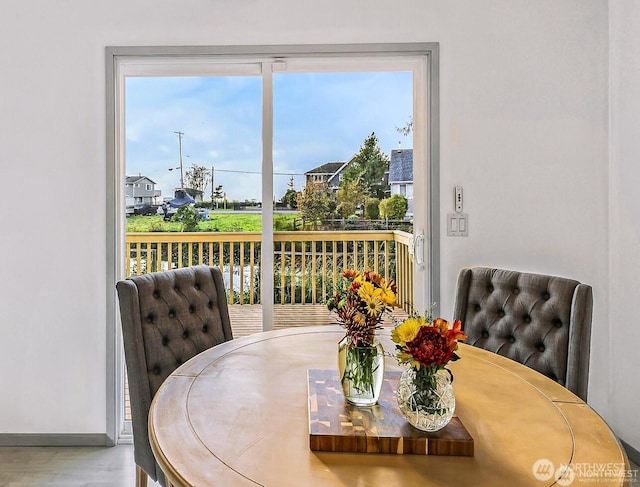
[405,326,453,367]
[348,281,362,293]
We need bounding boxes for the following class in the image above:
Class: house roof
[126,175,156,185]
[305,162,345,175]
[388,149,413,183]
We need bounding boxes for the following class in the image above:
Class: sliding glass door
[110,45,437,442]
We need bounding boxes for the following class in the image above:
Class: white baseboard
[0,434,114,447]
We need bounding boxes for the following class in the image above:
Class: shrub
[364,197,380,219]
[173,205,200,232]
[379,194,408,220]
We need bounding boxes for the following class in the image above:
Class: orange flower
[342,269,360,280]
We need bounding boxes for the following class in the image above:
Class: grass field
[126,212,300,232]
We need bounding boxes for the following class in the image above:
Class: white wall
[609,0,640,452]
[1,0,633,451]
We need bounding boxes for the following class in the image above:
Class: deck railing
[125,230,415,312]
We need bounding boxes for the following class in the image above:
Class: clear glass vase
[337,336,385,406]
[396,367,455,432]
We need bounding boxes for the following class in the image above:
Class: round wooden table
[149,326,629,486]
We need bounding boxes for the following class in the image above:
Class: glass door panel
[122,71,262,428]
[272,70,413,314]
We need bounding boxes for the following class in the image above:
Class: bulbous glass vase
[396,367,455,432]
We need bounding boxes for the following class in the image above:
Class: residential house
[388,148,413,217]
[304,161,349,190]
[125,175,161,206]
[305,155,391,196]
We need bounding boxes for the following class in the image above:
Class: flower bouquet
[391,315,467,431]
[327,269,397,406]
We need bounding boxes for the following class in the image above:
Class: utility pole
[211,166,216,210]
[174,131,185,189]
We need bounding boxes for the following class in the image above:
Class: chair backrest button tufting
[452,266,593,400]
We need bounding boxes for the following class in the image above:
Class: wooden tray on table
[307,369,474,456]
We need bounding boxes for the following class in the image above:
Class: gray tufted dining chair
[453,267,592,401]
[116,266,233,487]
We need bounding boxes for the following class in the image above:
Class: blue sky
[125,71,412,202]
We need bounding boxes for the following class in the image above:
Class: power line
[212,168,306,176]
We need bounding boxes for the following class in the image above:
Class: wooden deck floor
[229,303,409,337]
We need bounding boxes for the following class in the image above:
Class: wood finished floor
[0,444,160,487]
[0,444,638,486]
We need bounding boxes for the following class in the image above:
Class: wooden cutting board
[308,369,474,456]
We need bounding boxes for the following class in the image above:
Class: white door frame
[105,43,439,444]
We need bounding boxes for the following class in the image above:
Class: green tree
[379,194,408,220]
[212,184,224,209]
[282,189,299,209]
[336,179,366,218]
[281,177,299,209]
[184,164,211,194]
[341,132,390,199]
[297,181,337,228]
[364,197,381,219]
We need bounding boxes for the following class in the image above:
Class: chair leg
[136,465,148,487]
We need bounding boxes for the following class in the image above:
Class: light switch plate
[447,213,468,236]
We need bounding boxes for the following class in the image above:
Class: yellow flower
[357,281,376,300]
[364,295,385,316]
[378,279,397,306]
[396,351,418,366]
[391,316,424,346]
[358,281,384,316]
